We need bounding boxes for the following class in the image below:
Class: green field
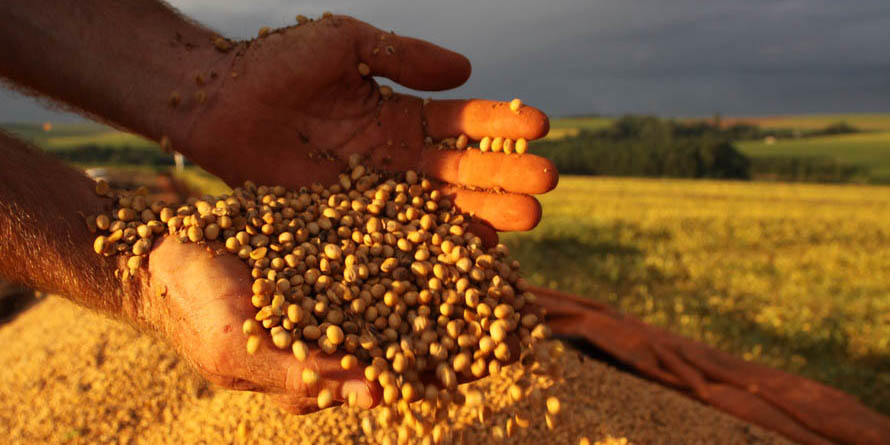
[42,130,156,150]
[1,121,109,141]
[503,176,890,415]
[545,115,614,140]
[737,131,890,182]
[0,122,229,196]
[550,113,890,135]
[2,122,156,151]
[713,114,890,131]
[549,114,890,183]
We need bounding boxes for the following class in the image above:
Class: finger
[353,19,471,91]
[439,185,542,232]
[422,148,558,195]
[466,221,499,247]
[424,99,550,140]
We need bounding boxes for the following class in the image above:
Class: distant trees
[748,157,862,183]
[534,115,864,182]
[535,116,751,179]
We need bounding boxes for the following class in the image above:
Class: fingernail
[343,380,372,408]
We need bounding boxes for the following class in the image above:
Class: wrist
[81,188,155,328]
[122,233,175,335]
[79,185,164,331]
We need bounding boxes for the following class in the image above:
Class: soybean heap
[86,154,560,443]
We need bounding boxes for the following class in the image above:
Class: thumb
[351,17,471,91]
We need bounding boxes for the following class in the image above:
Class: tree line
[533,116,862,182]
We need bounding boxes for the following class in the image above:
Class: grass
[713,114,890,132]
[545,116,614,140]
[174,167,230,195]
[503,176,890,415]
[1,122,232,193]
[545,114,890,183]
[66,163,231,196]
[44,131,156,150]
[737,131,890,182]
[2,121,108,141]
[550,114,890,139]
[1,122,157,151]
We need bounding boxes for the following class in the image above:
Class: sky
[2,0,890,123]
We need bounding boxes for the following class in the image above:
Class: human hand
[181,15,556,236]
[144,235,381,414]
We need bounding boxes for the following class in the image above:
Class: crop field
[544,116,613,140]
[737,131,890,182]
[547,113,890,139]
[1,122,154,150]
[502,176,890,414]
[714,114,890,132]
[547,114,890,183]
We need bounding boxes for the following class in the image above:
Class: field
[548,113,890,137]
[1,122,154,150]
[544,115,613,140]
[551,113,890,183]
[1,122,231,195]
[713,114,890,132]
[503,176,890,414]
[736,131,890,182]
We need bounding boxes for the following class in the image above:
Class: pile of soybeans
[0,296,790,444]
[72,157,790,444]
[87,155,558,443]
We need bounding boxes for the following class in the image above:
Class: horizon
[2,0,890,123]
[5,111,890,127]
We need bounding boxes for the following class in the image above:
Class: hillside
[1,122,155,150]
[542,114,890,183]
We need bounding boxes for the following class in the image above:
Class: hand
[144,236,381,414]
[183,15,557,236]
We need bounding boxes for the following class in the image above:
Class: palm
[186,15,557,233]
[195,19,399,183]
[147,236,377,414]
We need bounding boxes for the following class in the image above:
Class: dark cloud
[2,0,889,123]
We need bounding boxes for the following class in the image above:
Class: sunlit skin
[159,17,545,413]
[147,237,380,414]
[0,3,553,415]
[148,233,521,414]
[186,16,556,234]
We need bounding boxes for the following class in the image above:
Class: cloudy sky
[2,0,889,123]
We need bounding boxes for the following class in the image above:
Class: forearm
[0,131,143,320]
[1,0,234,152]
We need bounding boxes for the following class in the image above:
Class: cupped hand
[186,15,556,235]
[144,235,381,414]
